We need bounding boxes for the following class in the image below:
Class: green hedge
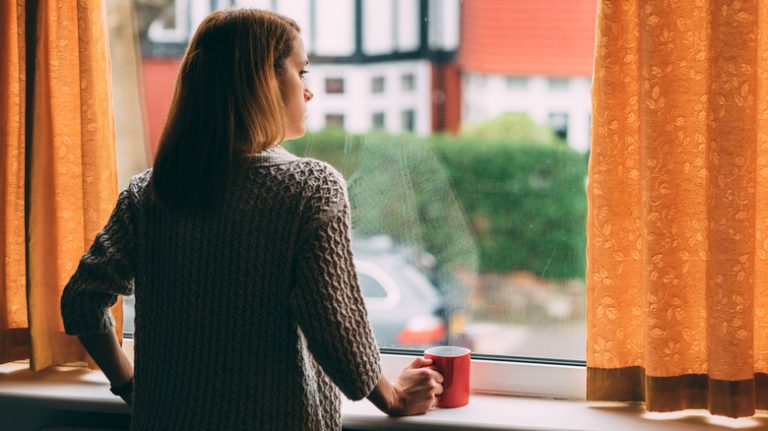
[284,128,587,280]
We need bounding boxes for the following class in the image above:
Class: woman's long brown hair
[151,9,299,213]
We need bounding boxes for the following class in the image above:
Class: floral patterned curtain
[587,0,768,417]
[0,0,120,370]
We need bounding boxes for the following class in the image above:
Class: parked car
[353,237,448,348]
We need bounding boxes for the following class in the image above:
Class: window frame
[128,337,588,400]
[120,0,591,402]
[379,349,585,399]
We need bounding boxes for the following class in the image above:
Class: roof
[458,0,598,77]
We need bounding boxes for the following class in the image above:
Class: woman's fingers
[424,367,444,383]
[407,356,433,369]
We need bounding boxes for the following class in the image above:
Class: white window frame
[127,338,588,400]
[378,351,585,400]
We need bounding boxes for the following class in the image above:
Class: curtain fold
[588,0,768,417]
[0,0,31,364]
[0,0,120,370]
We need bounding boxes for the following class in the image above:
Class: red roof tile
[459,0,597,76]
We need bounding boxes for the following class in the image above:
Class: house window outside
[325,113,345,129]
[372,112,386,129]
[371,76,385,94]
[506,76,528,90]
[402,109,416,132]
[548,112,569,141]
[547,77,570,92]
[401,73,416,92]
[470,74,487,89]
[325,77,345,94]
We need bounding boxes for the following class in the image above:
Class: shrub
[430,135,587,280]
[284,127,587,281]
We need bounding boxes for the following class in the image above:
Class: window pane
[401,73,415,92]
[325,113,345,128]
[401,109,415,132]
[114,0,594,362]
[371,76,385,94]
[547,77,570,92]
[371,112,386,129]
[548,112,569,141]
[325,77,345,94]
[506,76,528,90]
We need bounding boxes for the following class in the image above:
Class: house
[140,0,596,153]
[140,0,461,154]
[458,0,597,152]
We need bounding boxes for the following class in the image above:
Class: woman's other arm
[78,331,134,404]
[61,181,141,405]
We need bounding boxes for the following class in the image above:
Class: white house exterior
[462,74,593,152]
[142,0,461,139]
[139,0,596,152]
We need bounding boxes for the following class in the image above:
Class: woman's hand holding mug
[389,357,444,415]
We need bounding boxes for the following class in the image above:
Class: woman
[60,8,443,430]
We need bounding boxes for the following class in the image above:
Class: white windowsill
[2,361,767,430]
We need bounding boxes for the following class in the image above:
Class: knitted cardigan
[61,146,382,430]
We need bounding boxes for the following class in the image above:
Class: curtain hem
[588,366,768,418]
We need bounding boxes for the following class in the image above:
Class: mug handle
[422,360,452,389]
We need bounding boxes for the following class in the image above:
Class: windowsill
[2,362,767,430]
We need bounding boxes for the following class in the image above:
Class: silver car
[355,247,448,348]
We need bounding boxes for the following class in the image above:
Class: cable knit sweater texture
[60,146,382,430]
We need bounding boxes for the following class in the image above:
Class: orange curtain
[587,0,768,418]
[0,0,30,363]
[0,0,120,370]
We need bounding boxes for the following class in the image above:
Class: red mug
[424,346,471,408]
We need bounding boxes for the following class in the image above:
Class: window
[112,0,594,399]
[548,112,569,141]
[325,77,345,94]
[469,74,487,89]
[146,0,188,43]
[325,113,345,128]
[401,109,415,132]
[371,112,386,129]
[506,76,528,90]
[548,77,570,92]
[371,76,385,94]
[401,73,415,92]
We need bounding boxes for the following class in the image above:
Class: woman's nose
[305,88,314,102]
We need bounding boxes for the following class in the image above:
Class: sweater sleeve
[289,165,382,401]
[60,185,137,336]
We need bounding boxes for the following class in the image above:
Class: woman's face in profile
[278,35,313,140]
